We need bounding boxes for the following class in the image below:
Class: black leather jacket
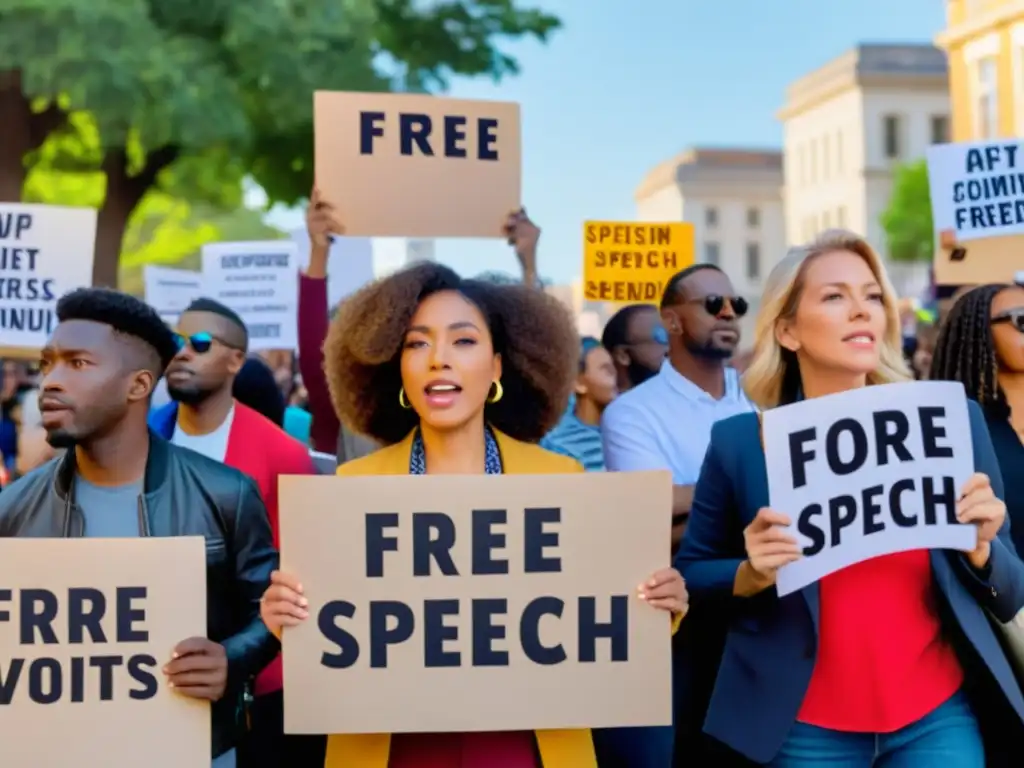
[0,431,280,758]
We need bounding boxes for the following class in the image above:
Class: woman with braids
[259,262,688,768]
[676,231,1024,767]
[931,283,1024,558]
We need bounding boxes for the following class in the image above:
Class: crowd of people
[2,191,1024,768]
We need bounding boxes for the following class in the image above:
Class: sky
[265,0,946,284]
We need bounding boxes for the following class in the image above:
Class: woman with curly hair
[260,262,687,768]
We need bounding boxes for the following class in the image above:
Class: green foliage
[880,160,934,263]
[6,0,561,205]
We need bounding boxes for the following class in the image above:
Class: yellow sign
[582,221,695,304]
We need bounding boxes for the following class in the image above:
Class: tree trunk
[91,146,180,288]
[0,71,33,201]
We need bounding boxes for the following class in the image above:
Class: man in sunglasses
[601,304,669,392]
[148,297,320,767]
[600,263,757,766]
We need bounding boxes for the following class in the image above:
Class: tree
[880,159,934,263]
[2,0,561,287]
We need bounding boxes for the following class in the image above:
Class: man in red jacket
[149,297,321,768]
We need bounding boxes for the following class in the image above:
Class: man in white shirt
[600,263,757,767]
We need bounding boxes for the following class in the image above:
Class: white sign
[927,139,1024,242]
[0,204,97,351]
[289,228,374,309]
[763,381,976,597]
[143,266,202,327]
[201,241,299,351]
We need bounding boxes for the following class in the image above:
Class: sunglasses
[687,294,748,318]
[173,331,238,354]
[992,309,1024,333]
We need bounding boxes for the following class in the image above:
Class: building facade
[779,43,949,295]
[936,0,1024,141]
[633,148,786,341]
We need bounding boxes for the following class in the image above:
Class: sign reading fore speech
[280,471,673,735]
[763,381,977,597]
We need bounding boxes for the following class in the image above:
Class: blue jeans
[770,691,983,767]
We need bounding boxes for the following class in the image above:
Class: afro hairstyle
[324,262,579,445]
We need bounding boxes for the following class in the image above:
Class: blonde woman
[675,230,1024,767]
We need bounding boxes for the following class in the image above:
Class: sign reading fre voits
[280,472,673,734]
[762,381,976,597]
[0,204,97,356]
[314,91,521,238]
[0,537,209,767]
[927,139,1024,285]
[582,222,696,305]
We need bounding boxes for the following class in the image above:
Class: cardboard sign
[143,266,203,327]
[762,382,976,597]
[314,91,521,238]
[928,140,1024,284]
[201,241,299,351]
[280,472,672,734]
[582,222,694,305]
[0,204,97,356]
[0,537,209,767]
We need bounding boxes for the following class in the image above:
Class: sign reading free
[314,91,521,238]
[582,221,695,305]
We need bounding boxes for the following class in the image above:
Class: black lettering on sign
[319,505,630,670]
[0,210,57,334]
[0,586,158,705]
[952,144,1024,232]
[359,111,500,161]
[584,280,664,303]
[786,405,962,556]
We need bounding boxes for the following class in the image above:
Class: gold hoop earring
[487,380,504,404]
[398,387,412,409]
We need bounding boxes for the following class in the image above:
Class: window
[822,134,831,180]
[798,146,806,185]
[837,206,847,228]
[836,130,843,175]
[976,57,999,138]
[704,242,720,265]
[809,139,818,182]
[822,210,831,229]
[705,207,718,227]
[746,207,760,228]
[746,243,761,280]
[930,115,950,144]
[883,115,901,159]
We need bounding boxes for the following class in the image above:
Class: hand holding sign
[307,188,346,250]
[163,637,228,701]
[638,567,688,617]
[260,570,308,639]
[957,472,1006,569]
[744,508,802,583]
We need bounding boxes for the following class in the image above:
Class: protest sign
[280,471,673,734]
[314,91,521,238]
[927,140,1024,284]
[289,228,375,308]
[763,381,976,597]
[143,266,203,327]
[582,222,695,304]
[201,241,299,351]
[0,204,97,356]
[0,537,209,767]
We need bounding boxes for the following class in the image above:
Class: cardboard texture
[933,231,1024,285]
[280,471,673,735]
[314,91,521,238]
[0,537,210,767]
